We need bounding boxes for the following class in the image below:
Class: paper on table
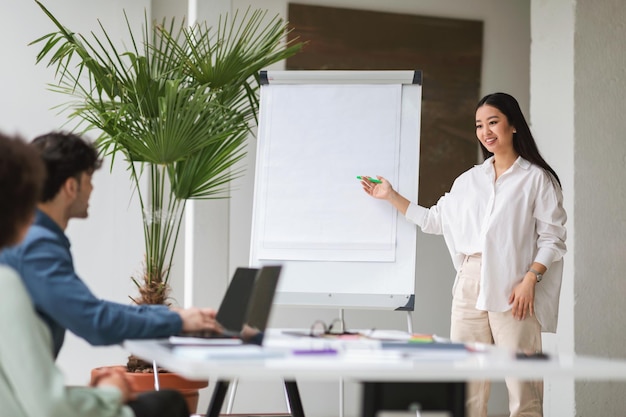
[168,336,243,346]
[172,345,286,360]
[266,334,381,351]
[364,330,413,341]
[379,340,471,361]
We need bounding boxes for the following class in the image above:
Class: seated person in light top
[0,131,189,417]
[0,131,221,359]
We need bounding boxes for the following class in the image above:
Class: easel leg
[339,308,345,417]
[406,310,413,334]
[339,378,345,417]
[206,380,230,417]
[284,380,306,417]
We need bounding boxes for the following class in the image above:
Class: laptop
[239,265,282,345]
[215,267,259,334]
[169,267,258,343]
[169,265,281,345]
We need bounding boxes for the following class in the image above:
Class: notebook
[169,265,282,345]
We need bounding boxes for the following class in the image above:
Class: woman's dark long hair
[477,92,561,188]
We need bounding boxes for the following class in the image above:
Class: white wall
[1,0,530,416]
[223,1,530,416]
[0,0,150,386]
[6,1,626,415]
[530,0,576,414]
[571,0,626,415]
[531,0,626,415]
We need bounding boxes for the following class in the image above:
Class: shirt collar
[35,209,71,248]
[516,157,531,169]
[480,156,495,174]
[480,155,530,175]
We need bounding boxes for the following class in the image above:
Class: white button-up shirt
[406,156,567,332]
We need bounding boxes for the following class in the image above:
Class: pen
[356,176,382,184]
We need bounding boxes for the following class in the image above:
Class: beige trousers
[450,254,543,417]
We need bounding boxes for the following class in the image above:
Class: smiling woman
[361,92,567,417]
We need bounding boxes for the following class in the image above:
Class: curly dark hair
[31,132,102,202]
[0,132,46,248]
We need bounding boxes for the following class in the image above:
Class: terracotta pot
[91,366,208,414]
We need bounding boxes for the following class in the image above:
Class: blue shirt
[0,210,182,358]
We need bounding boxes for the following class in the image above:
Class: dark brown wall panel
[287,3,483,206]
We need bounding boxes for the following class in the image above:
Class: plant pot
[91,366,208,414]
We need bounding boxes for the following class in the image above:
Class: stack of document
[171,345,287,360]
[168,336,243,346]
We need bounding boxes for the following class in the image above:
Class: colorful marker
[356,176,382,184]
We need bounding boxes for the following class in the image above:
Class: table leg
[206,380,230,417]
[284,380,306,417]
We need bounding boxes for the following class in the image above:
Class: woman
[0,132,188,417]
[361,92,566,417]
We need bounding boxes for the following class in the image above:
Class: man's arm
[20,235,182,350]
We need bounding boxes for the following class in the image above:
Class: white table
[124,336,626,417]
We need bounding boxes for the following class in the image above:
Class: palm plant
[31,1,302,305]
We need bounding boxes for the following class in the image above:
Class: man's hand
[173,307,222,333]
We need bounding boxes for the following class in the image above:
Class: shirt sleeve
[0,268,134,417]
[405,203,431,229]
[20,234,182,347]
[533,174,567,268]
[405,199,447,236]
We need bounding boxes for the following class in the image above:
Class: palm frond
[32,1,303,293]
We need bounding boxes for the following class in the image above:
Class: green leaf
[32,1,303,294]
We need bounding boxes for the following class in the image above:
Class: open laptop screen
[240,265,282,345]
[215,267,258,333]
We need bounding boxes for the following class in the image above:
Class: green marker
[356,176,382,184]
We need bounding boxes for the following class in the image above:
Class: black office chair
[361,382,466,417]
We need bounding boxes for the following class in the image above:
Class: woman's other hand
[508,274,537,320]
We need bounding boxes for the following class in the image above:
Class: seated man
[0,131,220,358]
[0,132,188,417]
